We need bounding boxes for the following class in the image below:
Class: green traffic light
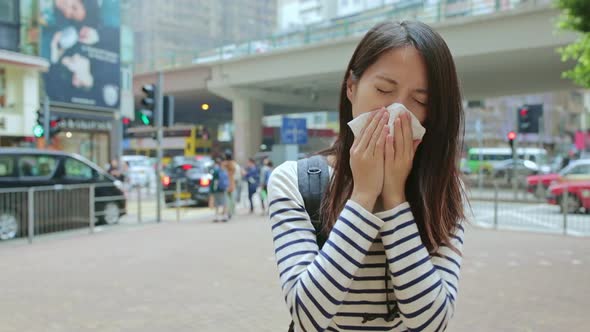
[33,125,44,138]
[140,114,150,125]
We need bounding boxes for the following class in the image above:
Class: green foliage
[556,0,590,88]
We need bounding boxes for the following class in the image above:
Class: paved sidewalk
[0,209,588,331]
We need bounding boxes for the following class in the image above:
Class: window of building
[0,0,18,23]
[0,0,19,51]
[121,67,132,91]
[0,68,5,108]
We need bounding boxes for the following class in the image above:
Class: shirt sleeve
[375,203,465,332]
[268,161,385,332]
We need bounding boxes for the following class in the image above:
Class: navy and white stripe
[268,161,465,332]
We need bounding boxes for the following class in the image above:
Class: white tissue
[347,103,426,140]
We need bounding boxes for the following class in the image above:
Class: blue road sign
[281,118,307,145]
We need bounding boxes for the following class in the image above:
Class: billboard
[39,0,121,110]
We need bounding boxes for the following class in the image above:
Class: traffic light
[139,84,156,126]
[122,116,131,137]
[507,131,517,159]
[517,104,543,134]
[517,107,530,133]
[137,109,153,125]
[49,117,62,138]
[33,110,44,138]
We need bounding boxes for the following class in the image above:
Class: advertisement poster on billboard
[39,0,121,110]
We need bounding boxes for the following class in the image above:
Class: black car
[162,158,213,206]
[0,148,126,240]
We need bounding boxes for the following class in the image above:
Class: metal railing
[134,0,551,73]
[0,183,126,243]
[467,180,590,236]
[0,178,200,244]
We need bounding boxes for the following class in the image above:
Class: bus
[467,147,548,174]
[124,125,212,166]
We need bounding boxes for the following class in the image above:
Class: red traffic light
[507,131,517,140]
[519,108,528,117]
[122,117,130,125]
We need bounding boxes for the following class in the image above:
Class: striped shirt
[268,161,465,332]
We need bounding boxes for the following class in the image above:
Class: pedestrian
[223,151,239,219]
[259,159,273,214]
[234,159,243,206]
[267,21,467,331]
[209,157,229,222]
[244,158,260,213]
[107,159,124,182]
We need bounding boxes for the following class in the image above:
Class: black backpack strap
[297,155,330,249]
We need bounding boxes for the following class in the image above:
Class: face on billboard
[40,0,121,110]
[54,0,87,22]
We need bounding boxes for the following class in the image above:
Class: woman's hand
[382,112,421,210]
[350,108,389,211]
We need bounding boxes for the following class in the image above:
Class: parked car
[492,159,550,182]
[526,159,590,195]
[0,148,126,240]
[162,158,213,206]
[121,155,155,187]
[547,180,590,214]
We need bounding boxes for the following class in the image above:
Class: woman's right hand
[350,108,389,211]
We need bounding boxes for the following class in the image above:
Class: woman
[268,21,466,331]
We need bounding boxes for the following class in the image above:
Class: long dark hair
[319,21,466,253]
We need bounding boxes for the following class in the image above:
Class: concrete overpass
[134,0,578,162]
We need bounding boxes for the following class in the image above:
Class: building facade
[123,0,277,73]
[0,0,49,147]
[8,0,133,167]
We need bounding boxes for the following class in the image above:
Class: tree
[556,0,590,88]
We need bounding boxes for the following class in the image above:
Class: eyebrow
[376,75,428,95]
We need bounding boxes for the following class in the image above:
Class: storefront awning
[0,49,49,71]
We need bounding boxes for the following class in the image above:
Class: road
[120,186,590,236]
[0,207,588,332]
[469,200,590,236]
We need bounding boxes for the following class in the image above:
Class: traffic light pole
[536,116,544,197]
[156,72,164,223]
[43,96,50,146]
[512,132,518,200]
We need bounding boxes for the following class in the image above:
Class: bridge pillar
[233,96,263,164]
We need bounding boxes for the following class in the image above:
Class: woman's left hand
[382,112,421,210]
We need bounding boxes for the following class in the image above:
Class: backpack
[217,168,230,192]
[296,155,330,248]
[287,155,330,332]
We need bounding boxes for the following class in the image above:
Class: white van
[121,155,155,187]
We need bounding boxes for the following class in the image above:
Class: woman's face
[55,0,87,22]
[347,46,428,124]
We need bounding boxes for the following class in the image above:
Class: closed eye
[377,88,392,94]
[414,99,427,106]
